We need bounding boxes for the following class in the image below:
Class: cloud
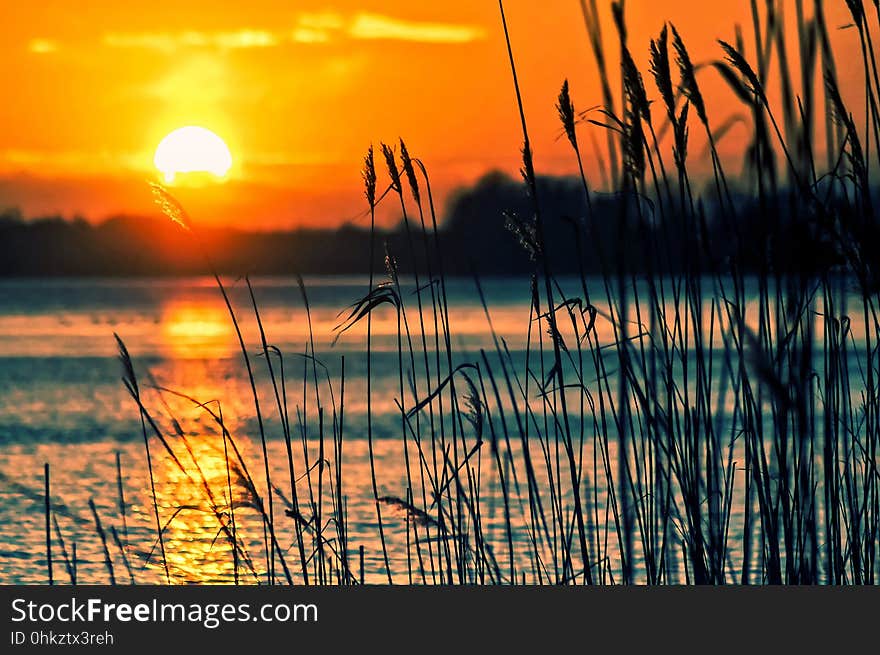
[291,27,331,44]
[99,13,485,53]
[348,13,486,43]
[289,12,344,43]
[103,29,279,52]
[28,39,58,54]
[297,12,486,44]
[298,13,346,32]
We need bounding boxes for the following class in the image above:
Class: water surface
[0,275,867,584]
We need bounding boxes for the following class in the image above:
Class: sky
[0,1,865,229]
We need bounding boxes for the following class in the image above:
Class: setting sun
[154,126,232,184]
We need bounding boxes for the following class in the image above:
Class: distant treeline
[0,171,866,277]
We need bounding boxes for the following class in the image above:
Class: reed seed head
[650,25,676,120]
[670,24,707,126]
[150,183,192,231]
[399,139,421,205]
[557,80,578,149]
[362,146,377,209]
[381,142,402,193]
[718,40,763,100]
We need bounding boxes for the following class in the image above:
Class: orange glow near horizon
[0,1,869,229]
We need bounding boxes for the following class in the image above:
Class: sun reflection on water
[161,300,236,360]
[147,435,264,584]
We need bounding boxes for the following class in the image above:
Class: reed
[116,334,170,583]
[88,498,115,585]
[115,452,128,548]
[50,515,73,584]
[44,462,52,585]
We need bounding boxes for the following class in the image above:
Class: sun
[153,126,232,184]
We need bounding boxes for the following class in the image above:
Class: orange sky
[0,1,866,229]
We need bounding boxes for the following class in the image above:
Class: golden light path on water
[161,300,237,360]
[151,438,252,584]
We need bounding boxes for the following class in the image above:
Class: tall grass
[41,0,880,585]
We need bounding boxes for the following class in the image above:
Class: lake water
[0,275,870,584]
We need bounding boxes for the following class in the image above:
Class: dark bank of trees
[0,171,868,277]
